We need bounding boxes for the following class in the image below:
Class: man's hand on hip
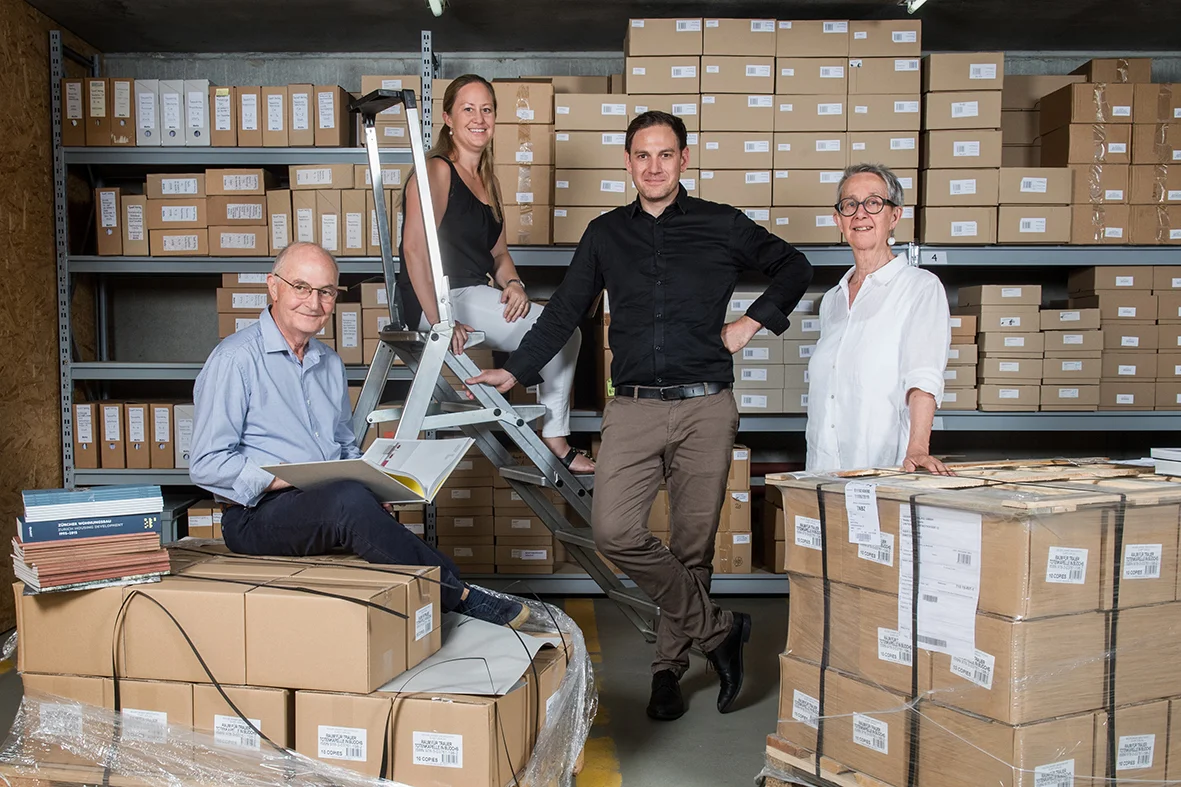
[722,315,763,354]
[466,368,518,393]
[265,477,293,492]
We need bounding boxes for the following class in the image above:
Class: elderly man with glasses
[189,242,529,628]
[805,163,952,475]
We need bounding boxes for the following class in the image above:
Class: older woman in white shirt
[806,163,952,474]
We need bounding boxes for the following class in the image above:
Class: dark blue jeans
[220,480,464,610]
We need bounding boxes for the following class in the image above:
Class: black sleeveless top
[397,158,503,328]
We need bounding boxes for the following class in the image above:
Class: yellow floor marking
[565,599,622,787]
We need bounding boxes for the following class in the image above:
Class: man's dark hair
[625,111,688,153]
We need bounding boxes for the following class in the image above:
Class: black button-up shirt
[504,187,814,388]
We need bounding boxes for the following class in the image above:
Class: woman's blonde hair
[428,74,503,222]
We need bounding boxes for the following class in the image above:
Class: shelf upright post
[421,30,435,151]
[50,31,75,489]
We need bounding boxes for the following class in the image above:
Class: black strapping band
[813,483,833,780]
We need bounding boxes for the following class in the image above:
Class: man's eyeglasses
[273,273,340,302]
[835,196,897,217]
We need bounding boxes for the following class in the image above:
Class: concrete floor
[0,595,786,787]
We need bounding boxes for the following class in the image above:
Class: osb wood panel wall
[0,0,95,631]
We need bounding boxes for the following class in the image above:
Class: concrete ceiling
[27,0,1177,54]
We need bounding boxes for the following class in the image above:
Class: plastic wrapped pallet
[761,462,1181,787]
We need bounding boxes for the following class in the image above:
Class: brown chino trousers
[592,389,739,675]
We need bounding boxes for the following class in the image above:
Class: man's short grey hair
[271,241,340,278]
[835,163,905,209]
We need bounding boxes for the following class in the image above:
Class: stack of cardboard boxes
[492,80,556,245]
[714,446,753,574]
[360,74,422,149]
[958,284,1043,411]
[919,52,1005,244]
[731,289,824,415]
[71,401,176,471]
[494,472,561,576]
[60,76,137,147]
[1000,74,1083,168]
[996,166,1073,243]
[436,455,497,573]
[554,90,629,245]
[1156,271,1181,409]
[1039,305,1102,411]
[1040,59,1142,244]
[942,314,978,410]
[1131,78,1181,243]
[1069,266,1158,410]
[185,500,224,539]
[770,465,1181,787]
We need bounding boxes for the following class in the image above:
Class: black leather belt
[615,382,730,401]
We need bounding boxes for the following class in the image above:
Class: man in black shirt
[469,111,813,720]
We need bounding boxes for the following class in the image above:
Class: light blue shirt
[190,307,362,506]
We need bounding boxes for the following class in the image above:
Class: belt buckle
[659,386,678,401]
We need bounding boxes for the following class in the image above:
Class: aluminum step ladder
[347,88,657,641]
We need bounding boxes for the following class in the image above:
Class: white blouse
[805,255,951,473]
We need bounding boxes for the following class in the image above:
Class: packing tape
[1153,121,1176,164]
[1091,123,1109,163]
[1085,162,1103,203]
[1092,84,1111,123]
[1153,163,1169,203]
[1154,204,1172,243]
[1116,57,1131,84]
[1159,84,1174,124]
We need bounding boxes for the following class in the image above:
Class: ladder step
[499,465,552,487]
[607,587,659,615]
[553,528,597,551]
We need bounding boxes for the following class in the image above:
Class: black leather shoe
[706,611,751,713]
[646,669,686,721]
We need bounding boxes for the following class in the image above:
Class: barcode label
[894,101,920,113]
[1106,227,1125,238]
[817,103,843,115]
[38,701,83,739]
[792,690,820,729]
[746,140,771,152]
[745,171,771,184]
[877,627,912,665]
[859,532,894,567]
[1117,393,1136,404]
[671,66,697,79]
[999,389,1020,399]
[161,205,198,223]
[917,634,949,647]
[800,345,816,358]
[969,63,998,80]
[748,95,773,108]
[823,21,848,33]
[951,221,978,237]
[412,731,462,768]
[214,715,262,750]
[1112,105,1132,117]
[891,137,916,149]
[949,179,977,195]
[951,101,980,118]
[1121,336,1140,347]
[1004,336,1025,347]
[815,139,841,151]
[1109,142,1127,153]
[741,368,768,381]
[1058,388,1080,399]
[746,65,772,78]
[1062,361,1083,371]
[895,59,920,71]
[602,133,625,145]
[816,215,836,227]
[950,649,996,690]
[672,103,697,115]
[752,20,775,32]
[1117,734,1155,771]
[998,362,1020,372]
[1020,218,1047,233]
[1045,546,1088,584]
[954,141,980,157]
[893,30,917,42]
[794,515,822,551]
[1062,334,1083,345]
[122,708,168,743]
[676,19,701,31]
[415,604,434,640]
[740,394,768,408]
[1123,543,1163,580]
[819,66,845,79]
[1118,365,1137,375]
[819,171,842,183]
[852,713,888,754]
[1034,760,1075,787]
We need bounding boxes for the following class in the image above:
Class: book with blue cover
[21,485,163,523]
[16,512,163,544]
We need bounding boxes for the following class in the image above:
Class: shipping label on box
[773,94,847,133]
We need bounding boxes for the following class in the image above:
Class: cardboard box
[940,366,973,387]
[1070,204,1131,244]
[998,167,1073,204]
[775,20,850,57]
[959,284,1042,307]
[1001,109,1039,145]
[1072,57,1154,84]
[553,94,628,132]
[1040,124,1132,166]
[920,207,998,244]
[922,52,1005,93]
[61,78,86,147]
[771,132,848,170]
[266,189,293,254]
[700,56,776,94]
[1131,164,1181,205]
[959,303,1041,333]
[736,390,784,413]
[767,208,836,244]
[1104,324,1159,352]
[940,388,978,410]
[773,94,846,132]
[1093,701,1169,783]
[295,690,392,778]
[1002,144,1040,167]
[261,85,288,147]
[772,58,846,96]
[1134,83,1181,125]
[146,403,173,469]
[94,187,122,256]
[1044,330,1102,358]
[1002,74,1086,110]
[145,197,208,231]
[210,226,268,256]
[1124,121,1181,163]
[353,163,414,191]
[1040,83,1136,135]
[1069,291,1157,322]
[771,168,844,207]
[286,84,315,146]
[340,189,367,255]
[922,169,1001,207]
[822,670,914,786]
[1040,384,1101,409]
[693,93,772,133]
[978,383,1040,410]
[979,356,1043,382]
[697,132,775,169]
[702,18,776,56]
[1159,291,1181,323]
[625,17,703,56]
[923,91,1004,131]
[436,514,494,539]
[846,131,919,169]
[553,170,627,207]
[1041,307,1101,331]
[997,205,1072,243]
[149,229,208,256]
[624,57,700,95]
[554,131,626,169]
[978,331,1044,356]
[233,86,262,147]
[495,165,554,206]
[119,194,148,256]
[1100,381,1156,410]
[314,189,342,253]
[1070,163,1129,204]
[922,130,1003,169]
[552,207,609,244]
[501,204,552,245]
[1132,204,1181,244]
[1102,353,1156,380]
[84,77,111,146]
[207,195,266,227]
[847,19,921,57]
[947,344,979,365]
[122,402,150,469]
[949,314,977,340]
[625,95,702,132]
[290,164,354,190]
[714,531,753,573]
[173,403,194,468]
[699,169,772,206]
[314,85,350,147]
[335,303,361,364]
[1162,325,1181,351]
[192,683,292,749]
[491,80,554,125]
[845,94,923,132]
[846,57,921,95]
[14,581,128,675]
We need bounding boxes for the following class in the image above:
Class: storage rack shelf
[70,362,414,382]
[63,147,414,166]
[468,571,789,596]
[69,256,402,274]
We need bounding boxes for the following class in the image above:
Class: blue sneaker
[457,586,529,628]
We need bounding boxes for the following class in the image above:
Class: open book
[263,437,475,503]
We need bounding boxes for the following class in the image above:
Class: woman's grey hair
[835,163,905,209]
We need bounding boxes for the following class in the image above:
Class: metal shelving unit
[70,361,414,382]
[920,245,1181,266]
[63,146,413,166]
[470,571,789,596]
[69,256,402,274]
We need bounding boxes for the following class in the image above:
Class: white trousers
[419,285,582,438]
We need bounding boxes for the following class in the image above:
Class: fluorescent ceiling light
[906,0,929,12]
[428,0,447,16]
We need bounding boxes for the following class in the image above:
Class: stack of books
[13,485,170,592]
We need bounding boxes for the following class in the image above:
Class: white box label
[877,626,911,666]
[266,93,283,131]
[951,101,980,119]
[1062,334,1083,345]
[231,292,267,309]
[318,725,367,761]
[740,394,768,408]
[220,232,257,250]
[999,388,1020,399]
[747,65,772,78]
[239,93,257,130]
[1123,544,1163,580]
[1106,189,1124,200]
[214,93,232,130]
[817,103,843,115]
[1117,734,1155,771]
[792,690,820,729]
[340,310,359,348]
[1004,336,1026,347]
[820,66,845,79]
[1118,306,1137,317]
[1059,311,1080,321]
[949,179,977,195]
[214,715,262,750]
[852,713,888,754]
[162,234,200,252]
[1112,105,1132,117]
[601,180,625,193]
[891,137,916,149]
[102,405,120,442]
[741,368,768,383]
[1061,361,1084,372]
[226,203,263,221]
[317,90,336,129]
[345,212,362,250]
[953,141,981,157]
[999,362,1020,372]
[1121,336,1140,347]
[223,174,260,191]
[859,532,894,567]
[321,214,338,251]
[161,205,198,223]
[137,90,156,129]
[893,30,917,43]
[1115,275,1135,287]
[969,63,998,80]
[291,92,310,130]
[1034,760,1075,787]
[749,95,773,108]
[676,19,701,31]
[894,101,920,113]
[951,221,978,237]
[160,177,198,195]
[752,20,774,32]
[162,91,181,129]
[950,648,996,690]
[296,168,333,186]
[999,316,1022,327]
[896,59,920,72]
[1020,218,1047,233]
[671,66,697,79]
[745,171,771,184]
[1117,393,1136,404]
[1020,177,1048,193]
[746,140,772,153]
[794,515,822,551]
[602,133,625,145]
[1108,142,1127,154]
[1046,546,1088,584]
[816,215,837,227]
[1169,190,1181,201]
[602,103,626,115]
[844,481,881,545]
[1106,227,1125,238]
[415,604,434,640]
[296,208,314,242]
[823,21,848,33]
[122,708,168,743]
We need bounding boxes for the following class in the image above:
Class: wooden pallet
[765,735,895,787]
